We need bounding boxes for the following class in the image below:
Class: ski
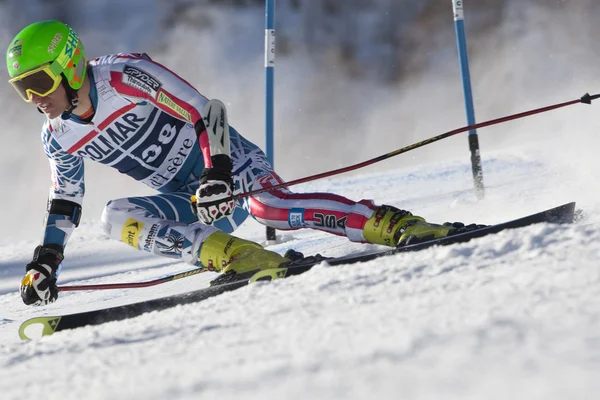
[18,277,249,341]
[18,201,575,340]
[249,201,576,282]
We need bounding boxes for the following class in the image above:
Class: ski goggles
[8,62,63,102]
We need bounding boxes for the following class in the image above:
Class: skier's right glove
[20,245,63,306]
[193,155,235,225]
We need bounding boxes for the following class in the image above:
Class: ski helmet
[6,20,86,101]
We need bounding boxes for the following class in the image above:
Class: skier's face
[29,83,69,119]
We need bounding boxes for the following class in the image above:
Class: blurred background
[0,0,598,242]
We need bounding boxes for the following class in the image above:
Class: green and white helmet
[6,20,86,101]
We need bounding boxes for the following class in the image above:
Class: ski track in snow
[1,154,600,400]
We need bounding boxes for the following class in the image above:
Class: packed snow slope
[1,149,600,400]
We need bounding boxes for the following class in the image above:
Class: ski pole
[58,267,208,292]
[235,93,599,199]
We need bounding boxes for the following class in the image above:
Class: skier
[7,21,468,306]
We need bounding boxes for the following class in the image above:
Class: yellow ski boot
[362,205,456,247]
[199,231,289,276]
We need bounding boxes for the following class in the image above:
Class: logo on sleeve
[97,83,115,101]
[157,92,192,122]
[122,65,162,98]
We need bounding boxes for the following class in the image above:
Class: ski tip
[549,202,576,223]
[18,316,61,341]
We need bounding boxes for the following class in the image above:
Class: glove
[20,245,63,306]
[193,155,235,225]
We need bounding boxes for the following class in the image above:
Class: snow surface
[1,151,600,400]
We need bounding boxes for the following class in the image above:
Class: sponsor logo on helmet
[157,91,192,122]
[8,38,22,58]
[122,65,162,98]
[48,33,63,54]
[12,61,19,71]
[64,28,79,60]
[9,46,21,58]
[121,218,145,248]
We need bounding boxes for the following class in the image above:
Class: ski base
[19,202,575,340]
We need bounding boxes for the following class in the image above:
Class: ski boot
[362,205,479,247]
[199,231,289,281]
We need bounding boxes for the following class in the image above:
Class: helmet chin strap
[61,83,79,120]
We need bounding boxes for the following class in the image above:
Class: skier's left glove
[193,155,235,225]
[20,245,63,306]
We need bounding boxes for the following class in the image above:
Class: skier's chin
[40,107,62,119]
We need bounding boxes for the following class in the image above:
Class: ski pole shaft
[58,267,208,292]
[452,0,485,199]
[264,0,277,243]
[235,93,599,200]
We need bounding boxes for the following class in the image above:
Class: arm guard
[42,199,82,248]
[48,199,82,227]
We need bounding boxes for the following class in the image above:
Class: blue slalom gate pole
[265,0,277,242]
[452,0,485,199]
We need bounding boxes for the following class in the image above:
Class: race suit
[42,53,379,267]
